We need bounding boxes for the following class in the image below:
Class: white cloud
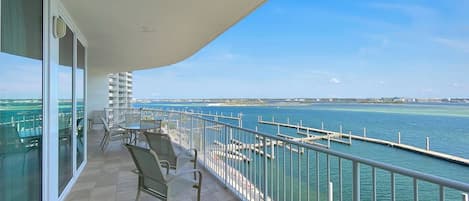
[451,83,464,88]
[432,37,469,53]
[329,78,341,84]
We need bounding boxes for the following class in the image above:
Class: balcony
[89,108,468,201]
[64,128,236,201]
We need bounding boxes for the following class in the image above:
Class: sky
[1,1,468,99]
[133,0,469,99]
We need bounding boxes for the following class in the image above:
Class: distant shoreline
[133,97,469,106]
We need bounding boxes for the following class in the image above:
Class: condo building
[108,72,133,109]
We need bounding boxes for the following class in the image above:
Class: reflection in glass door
[0,0,43,200]
[76,40,85,167]
[58,26,73,194]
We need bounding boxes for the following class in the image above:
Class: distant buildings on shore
[134,97,469,104]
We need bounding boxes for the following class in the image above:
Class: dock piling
[300,120,303,128]
[287,117,290,124]
[340,125,343,134]
[349,131,352,145]
[398,132,401,144]
[363,128,367,138]
[426,137,430,151]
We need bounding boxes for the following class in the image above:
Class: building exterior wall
[108,72,132,109]
[86,68,108,114]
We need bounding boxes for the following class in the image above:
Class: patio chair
[125,144,202,201]
[143,132,197,178]
[100,117,127,151]
[0,125,35,172]
[89,110,105,129]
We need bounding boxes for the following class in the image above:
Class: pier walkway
[258,117,469,166]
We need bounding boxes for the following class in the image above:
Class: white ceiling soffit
[61,0,266,73]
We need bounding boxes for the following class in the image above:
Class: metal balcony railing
[105,108,469,201]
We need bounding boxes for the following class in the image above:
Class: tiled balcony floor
[65,128,238,201]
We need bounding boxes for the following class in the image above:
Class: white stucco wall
[86,67,108,114]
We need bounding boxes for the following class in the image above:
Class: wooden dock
[258,118,469,166]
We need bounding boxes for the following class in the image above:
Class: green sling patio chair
[143,132,197,177]
[125,144,202,201]
[0,125,37,172]
[100,117,127,151]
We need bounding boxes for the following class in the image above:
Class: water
[135,102,469,200]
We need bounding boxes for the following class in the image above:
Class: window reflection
[0,0,43,200]
[76,40,85,167]
[58,26,73,194]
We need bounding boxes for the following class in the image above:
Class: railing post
[203,121,206,167]
[190,115,194,149]
[353,161,360,201]
[328,182,334,201]
[224,126,228,186]
[339,158,343,201]
[364,127,367,137]
[462,193,468,201]
[413,178,418,201]
[263,136,268,200]
[391,172,395,201]
[372,167,376,201]
[439,185,444,201]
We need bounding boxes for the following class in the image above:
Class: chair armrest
[167,169,202,185]
[131,169,141,175]
[160,160,171,175]
[177,148,197,161]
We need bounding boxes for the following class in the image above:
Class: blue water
[135,103,469,187]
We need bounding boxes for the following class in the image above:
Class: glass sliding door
[76,40,85,168]
[58,26,73,194]
[0,0,43,200]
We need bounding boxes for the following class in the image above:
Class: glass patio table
[119,121,160,144]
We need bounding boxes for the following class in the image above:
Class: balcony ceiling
[61,0,265,73]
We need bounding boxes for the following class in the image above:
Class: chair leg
[135,189,141,201]
[99,133,107,147]
[196,186,201,201]
[193,161,197,180]
[101,134,109,151]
